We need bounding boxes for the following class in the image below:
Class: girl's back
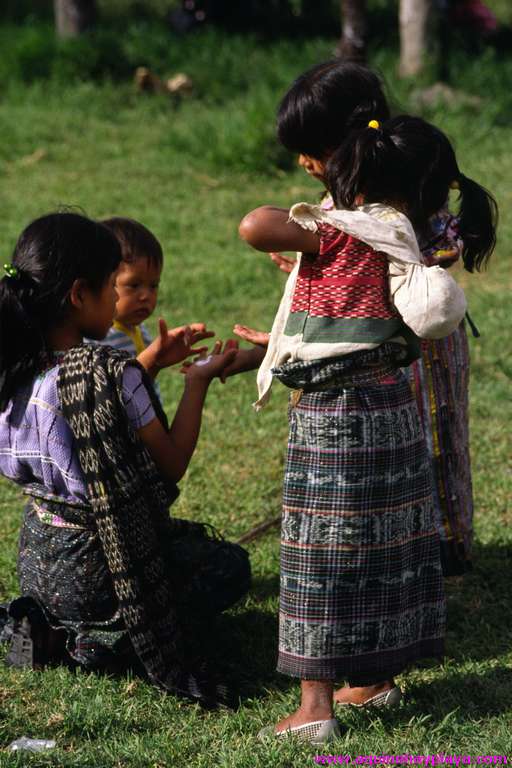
[0,359,155,505]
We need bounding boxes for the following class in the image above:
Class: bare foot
[333,680,394,706]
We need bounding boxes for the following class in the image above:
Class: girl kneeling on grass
[232,115,496,744]
[0,212,250,708]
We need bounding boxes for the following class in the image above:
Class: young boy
[99,217,164,355]
[96,217,214,362]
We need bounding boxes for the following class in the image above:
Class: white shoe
[337,686,402,708]
[258,717,341,745]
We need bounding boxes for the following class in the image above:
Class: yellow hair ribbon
[368,120,380,130]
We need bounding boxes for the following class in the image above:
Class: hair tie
[3,263,19,279]
[368,120,380,130]
[449,180,460,190]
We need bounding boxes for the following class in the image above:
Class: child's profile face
[114,257,162,327]
[298,154,328,183]
[74,272,119,341]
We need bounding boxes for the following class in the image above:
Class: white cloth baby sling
[289,202,467,341]
[254,203,467,410]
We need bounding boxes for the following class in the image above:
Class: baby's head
[325,116,458,226]
[101,217,163,328]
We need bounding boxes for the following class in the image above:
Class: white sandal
[336,686,402,708]
[258,717,341,745]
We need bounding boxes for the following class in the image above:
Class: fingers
[158,317,168,342]
[186,346,209,357]
[223,338,239,352]
[182,326,192,347]
[233,324,269,347]
[191,331,215,344]
[269,251,295,273]
[218,348,237,379]
[233,324,253,339]
[188,322,215,342]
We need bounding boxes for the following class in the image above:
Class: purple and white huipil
[0,362,156,504]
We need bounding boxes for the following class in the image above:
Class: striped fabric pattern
[96,323,153,357]
[318,197,474,575]
[406,324,473,574]
[284,224,402,349]
[276,363,445,681]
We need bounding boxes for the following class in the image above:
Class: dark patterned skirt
[406,323,473,576]
[273,352,446,682]
[5,494,250,671]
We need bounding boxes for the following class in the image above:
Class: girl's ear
[69,278,88,310]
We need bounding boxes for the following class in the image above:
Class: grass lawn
[0,4,511,765]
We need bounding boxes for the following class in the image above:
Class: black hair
[101,217,163,269]
[0,212,122,410]
[277,60,390,159]
[326,115,497,273]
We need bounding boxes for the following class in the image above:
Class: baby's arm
[239,206,320,254]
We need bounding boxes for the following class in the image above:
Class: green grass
[0,6,511,766]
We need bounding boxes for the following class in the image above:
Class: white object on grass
[9,737,56,752]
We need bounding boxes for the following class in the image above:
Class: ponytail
[0,271,47,411]
[326,119,414,213]
[457,174,498,272]
[0,213,121,411]
[325,115,498,272]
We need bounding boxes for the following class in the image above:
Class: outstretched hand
[182,340,238,382]
[138,318,216,377]
[233,324,270,348]
[216,325,270,382]
[270,251,296,274]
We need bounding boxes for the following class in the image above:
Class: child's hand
[186,322,216,346]
[270,251,296,274]
[138,319,215,377]
[219,345,266,383]
[163,320,216,364]
[183,340,238,383]
[233,324,270,348]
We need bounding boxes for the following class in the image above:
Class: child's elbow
[239,206,273,249]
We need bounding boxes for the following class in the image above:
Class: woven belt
[289,362,397,406]
[31,500,89,531]
[23,485,92,530]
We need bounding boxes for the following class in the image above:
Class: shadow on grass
[337,665,512,734]
[210,537,512,705]
[214,540,512,705]
[408,665,512,719]
[3,541,509,712]
[205,575,293,698]
[444,542,512,663]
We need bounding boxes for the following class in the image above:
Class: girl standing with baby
[230,64,496,744]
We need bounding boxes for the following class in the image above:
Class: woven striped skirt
[276,364,446,681]
[406,323,473,576]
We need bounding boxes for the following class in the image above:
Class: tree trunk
[54,0,97,38]
[337,0,367,63]
[399,0,431,77]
